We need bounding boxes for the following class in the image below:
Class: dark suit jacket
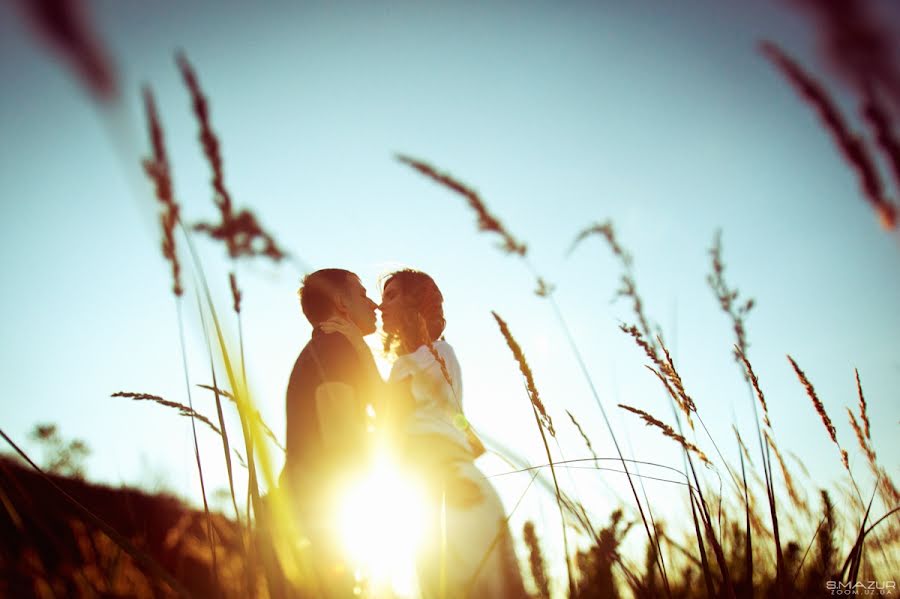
[281,328,375,510]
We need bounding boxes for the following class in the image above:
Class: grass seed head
[176,52,287,262]
[854,369,871,440]
[492,311,554,436]
[760,41,896,230]
[229,272,241,314]
[141,86,182,297]
[112,391,220,436]
[618,404,710,466]
[737,346,771,429]
[396,155,527,256]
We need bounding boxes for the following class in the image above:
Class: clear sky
[1,0,898,591]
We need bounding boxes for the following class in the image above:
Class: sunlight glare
[336,453,426,596]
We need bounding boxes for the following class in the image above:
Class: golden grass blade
[197,384,285,454]
[396,154,527,256]
[787,355,849,471]
[736,346,771,429]
[566,410,600,466]
[112,391,221,436]
[491,312,555,437]
[854,369,871,441]
[193,285,249,593]
[491,311,573,596]
[767,434,808,514]
[523,520,550,599]
[141,86,182,298]
[570,221,656,345]
[617,405,711,467]
[860,83,900,213]
[176,52,287,262]
[760,41,897,230]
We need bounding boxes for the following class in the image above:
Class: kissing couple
[278,268,526,598]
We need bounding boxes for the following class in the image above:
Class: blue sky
[1,0,898,588]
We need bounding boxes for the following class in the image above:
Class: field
[1,2,899,598]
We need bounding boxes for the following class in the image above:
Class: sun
[334,451,428,596]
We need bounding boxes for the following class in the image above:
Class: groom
[279,268,380,591]
[282,268,380,498]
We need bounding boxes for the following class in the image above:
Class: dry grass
[786,356,849,471]
[8,18,900,598]
[396,155,527,256]
[228,272,242,314]
[571,221,656,346]
[617,405,711,467]
[492,310,574,595]
[736,346,771,429]
[140,87,182,298]
[177,53,287,263]
[707,232,753,363]
[491,312,554,437]
[111,391,220,436]
[760,41,898,230]
[565,410,599,466]
[523,521,551,599]
[767,436,809,515]
[861,84,900,199]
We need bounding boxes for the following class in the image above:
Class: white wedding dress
[388,340,526,599]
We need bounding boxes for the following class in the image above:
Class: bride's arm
[319,317,377,368]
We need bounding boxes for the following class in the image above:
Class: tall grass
[4,24,899,599]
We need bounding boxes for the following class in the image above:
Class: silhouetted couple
[279,268,525,598]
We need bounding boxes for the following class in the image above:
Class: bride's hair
[381,269,446,355]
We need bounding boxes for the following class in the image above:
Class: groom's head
[299,268,378,335]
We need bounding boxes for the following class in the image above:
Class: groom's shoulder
[308,330,355,359]
[293,331,359,378]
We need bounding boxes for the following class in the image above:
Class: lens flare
[335,453,426,596]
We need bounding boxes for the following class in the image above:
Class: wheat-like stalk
[846,408,900,506]
[492,312,554,436]
[523,521,550,599]
[491,310,572,594]
[787,356,849,471]
[620,324,663,369]
[736,346,771,429]
[846,409,877,470]
[860,84,900,209]
[707,232,754,364]
[396,155,527,256]
[229,272,242,314]
[760,41,896,230]
[176,52,287,262]
[141,87,182,297]
[620,324,696,429]
[618,404,710,466]
[658,341,697,416]
[18,0,117,102]
[571,221,657,345]
[854,369,871,441]
[196,384,285,453]
[767,434,808,513]
[112,391,220,436]
[733,426,754,468]
[566,410,599,465]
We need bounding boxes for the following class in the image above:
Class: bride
[324,269,525,598]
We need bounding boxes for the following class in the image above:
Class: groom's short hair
[299,268,359,326]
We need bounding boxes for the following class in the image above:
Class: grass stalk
[738,438,753,591]
[175,299,219,585]
[491,311,574,597]
[194,286,252,596]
